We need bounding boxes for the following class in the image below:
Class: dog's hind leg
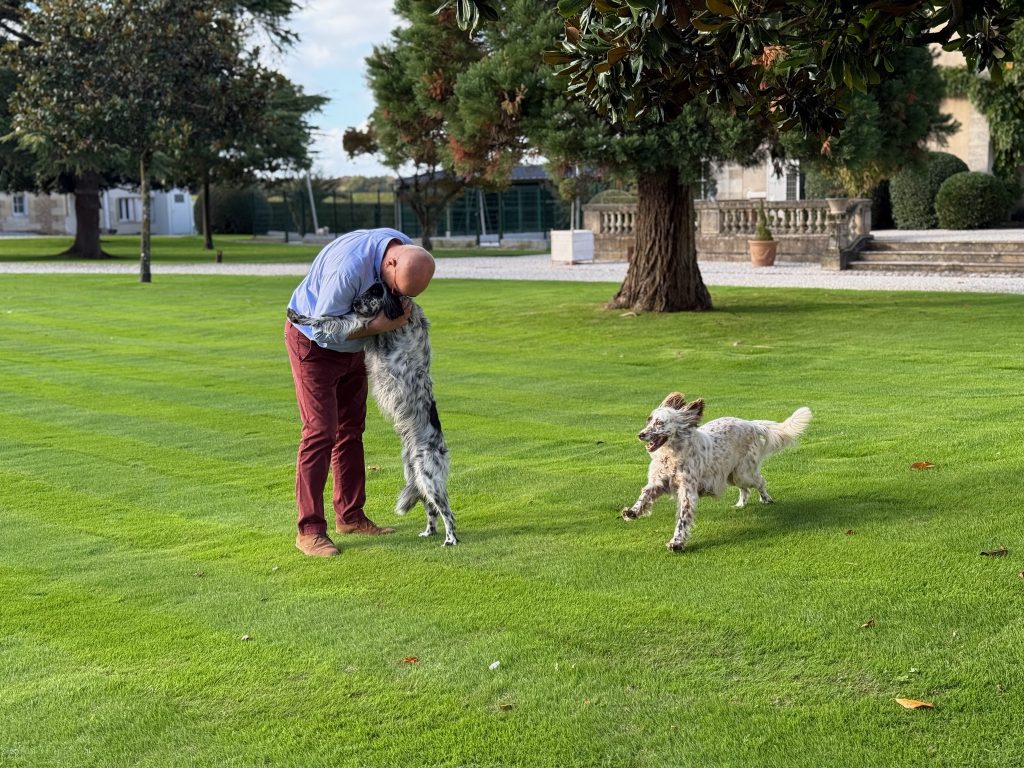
[412,450,457,546]
[667,489,698,552]
[394,445,422,515]
[754,474,774,505]
[417,488,457,546]
[735,487,750,508]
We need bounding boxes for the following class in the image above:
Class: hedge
[935,172,1012,229]
[890,151,969,229]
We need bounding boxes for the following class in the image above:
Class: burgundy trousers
[285,321,369,535]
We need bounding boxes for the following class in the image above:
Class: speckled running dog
[622,393,811,552]
[287,283,457,546]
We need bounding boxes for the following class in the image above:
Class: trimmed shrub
[803,167,846,199]
[935,172,1012,229]
[890,151,969,229]
[193,186,270,235]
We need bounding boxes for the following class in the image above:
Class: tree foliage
[942,17,1024,183]
[781,47,955,196]
[3,0,315,264]
[347,0,548,249]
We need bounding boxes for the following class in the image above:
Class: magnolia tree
[436,0,1016,311]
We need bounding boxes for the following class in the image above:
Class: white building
[0,187,195,236]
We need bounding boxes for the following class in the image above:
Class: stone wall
[582,198,873,268]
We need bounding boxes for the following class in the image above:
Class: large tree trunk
[608,168,712,312]
[139,156,152,283]
[61,172,109,259]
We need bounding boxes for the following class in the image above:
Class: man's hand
[354,299,411,338]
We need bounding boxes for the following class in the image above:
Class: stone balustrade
[581,198,873,268]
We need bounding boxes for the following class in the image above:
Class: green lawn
[0,276,1021,767]
[0,235,544,262]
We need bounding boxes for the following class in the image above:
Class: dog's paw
[442,537,458,547]
[418,529,435,538]
[666,540,687,553]
[621,507,638,521]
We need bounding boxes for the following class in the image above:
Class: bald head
[382,243,435,297]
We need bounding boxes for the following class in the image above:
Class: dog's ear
[660,392,686,410]
[683,398,705,423]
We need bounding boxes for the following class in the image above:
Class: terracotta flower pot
[749,239,777,267]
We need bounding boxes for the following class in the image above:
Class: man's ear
[660,392,686,410]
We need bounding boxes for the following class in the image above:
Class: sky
[272,1,402,180]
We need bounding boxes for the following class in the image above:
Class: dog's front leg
[667,489,698,552]
[621,484,665,520]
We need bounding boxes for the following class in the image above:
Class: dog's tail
[757,407,812,455]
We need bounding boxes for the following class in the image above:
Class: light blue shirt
[287,228,412,353]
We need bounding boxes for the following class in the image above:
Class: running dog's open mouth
[645,436,667,453]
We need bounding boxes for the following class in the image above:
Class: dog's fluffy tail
[757,407,812,455]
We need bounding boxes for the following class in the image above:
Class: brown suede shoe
[295,532,340,557]
[337,519,396,536]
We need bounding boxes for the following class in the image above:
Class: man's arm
[345,301,412,339]
[287,301,411,344]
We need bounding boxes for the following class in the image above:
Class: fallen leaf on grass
[402,656,419,664]
[496,702,514,711]
[1018,571,1024,579]
[980,546,1009,557]
[368,465,381,472]
[489,661,501,670]
[861,618,876,629]
[240,635,251,642]
[896,698,934,710]
[620,311,637,318]
[845,529,856,536]
[193,570,205,578]
[910,462,936,470]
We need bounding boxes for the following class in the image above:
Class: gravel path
[2,230,1024,295]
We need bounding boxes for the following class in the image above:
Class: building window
[785,167,804,200]
[12,193,27,217]
[173,193,185,204]
[118,197,140,222]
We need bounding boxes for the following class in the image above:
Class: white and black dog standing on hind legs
[288,282,457,546]
[622,392,811,552]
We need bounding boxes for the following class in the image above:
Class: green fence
[265,191,393,237]
[258,184,571,240]
[397,185,571,239]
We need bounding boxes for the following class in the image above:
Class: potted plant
[748,200,777,267]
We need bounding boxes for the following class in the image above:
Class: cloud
[276,0,401,177]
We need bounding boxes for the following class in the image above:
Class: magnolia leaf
[706,0,736,17]
[403,656,419,664]
[910,462,935,470]
[861,618,876,629]
[895,698,934,710]
[608,46,630,65]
